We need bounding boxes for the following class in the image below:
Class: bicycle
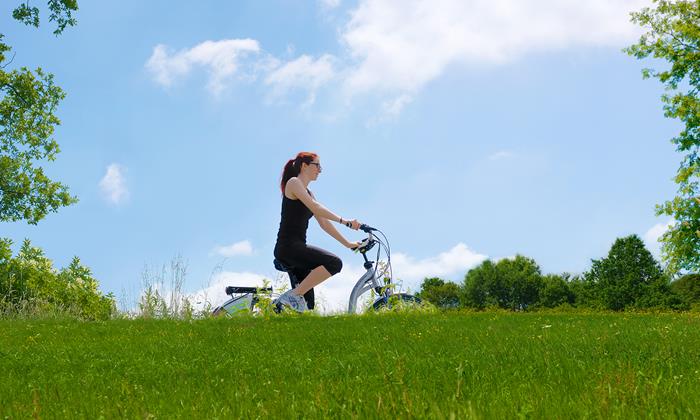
[211,224,421,316]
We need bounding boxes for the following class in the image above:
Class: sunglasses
[308,162,322,170]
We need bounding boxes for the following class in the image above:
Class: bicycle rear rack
[212,286,273,316]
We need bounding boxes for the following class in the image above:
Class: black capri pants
[274,241,343,310]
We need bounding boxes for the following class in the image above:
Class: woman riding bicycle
[273,152,362,312]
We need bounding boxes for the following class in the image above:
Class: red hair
[280,152,318,194]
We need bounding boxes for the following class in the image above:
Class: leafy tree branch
[0,2,80,224]
[626,0,700,273]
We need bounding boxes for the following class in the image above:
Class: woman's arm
[286,178,359,228]
[316,216,358,248]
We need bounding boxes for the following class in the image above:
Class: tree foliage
[540,274,575,308]
[0,238,115,319]
[12,0,78,35]
[583,235,685,310]
[462,255,543,310]
[670,273,700,304]
[0,1,79,224]
[418,277,461,309]
[458,237,688,312]
[626,0,700,273]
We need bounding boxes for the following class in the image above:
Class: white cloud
[319,0,341,10]
[644,219,674,260]
[391,243,487,285]
[99,163,128,205]
[212,240,254,257]
[381,94,413,119]
[146,39,261,95]
[341,0,648,97]
[146,0,649,115]
[489,150,515,161]
[265,54,336,106]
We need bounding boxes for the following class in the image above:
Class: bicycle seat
[225,286,272,295]
[273,259,292,272]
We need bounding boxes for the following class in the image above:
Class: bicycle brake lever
[355,238,376,254]
[351,238,368,252]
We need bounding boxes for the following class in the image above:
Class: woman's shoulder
[284,177,305,200]
[286,177,311,193]
[286,177,302,188]
[284,182,312,201]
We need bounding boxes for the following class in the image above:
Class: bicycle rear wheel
[211,293,256,317]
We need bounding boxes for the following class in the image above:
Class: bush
[0,238,115,320]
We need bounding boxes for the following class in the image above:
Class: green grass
[1,312,699,418]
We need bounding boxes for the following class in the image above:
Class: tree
[670,273,700,305]
[462,256,544,310]
[626,0,700,273]
[568,274,596,307]
[539,274,575,308]
[1,1,79,224]
[497,255,543,310]
[462,260,499,309]
[418,277,461,309]
[584,235,682,310]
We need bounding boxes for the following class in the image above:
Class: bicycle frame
[348,265,380,314]
[347,230,393,314]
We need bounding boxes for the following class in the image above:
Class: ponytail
[280,152,318,194]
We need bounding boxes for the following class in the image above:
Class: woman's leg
[294,265,332,295]
[277,243,342,298]
[290,267,315,309]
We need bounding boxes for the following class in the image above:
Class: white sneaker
[274,289,308,313]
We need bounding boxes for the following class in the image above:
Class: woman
[273,152,362,312]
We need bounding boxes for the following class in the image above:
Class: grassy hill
[2,312,699,418]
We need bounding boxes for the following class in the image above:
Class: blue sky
[1,0,680,312]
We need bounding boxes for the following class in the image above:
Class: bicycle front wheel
[371,293,422,312]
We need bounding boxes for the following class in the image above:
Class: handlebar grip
[359,224,376,232]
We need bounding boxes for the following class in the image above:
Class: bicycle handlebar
[349,224,379,253]
[360,224,376,232]
[342,221,376,233]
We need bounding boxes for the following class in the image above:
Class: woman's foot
[274,289,308,312]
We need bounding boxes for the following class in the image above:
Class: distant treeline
[417,235,700,311]
[3,234,699,320]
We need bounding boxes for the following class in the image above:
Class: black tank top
[276,191,313,245]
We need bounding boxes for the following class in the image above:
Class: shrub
[0,238,115,319]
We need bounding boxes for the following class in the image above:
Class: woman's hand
[346,219,361,230]
[346,240,363,250]
[339,217,361,230]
